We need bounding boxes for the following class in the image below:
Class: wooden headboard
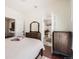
[26,21,41,40]
[53,31,73,56]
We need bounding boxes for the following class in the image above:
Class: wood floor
[43,45,64,59]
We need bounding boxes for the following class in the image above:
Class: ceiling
[5,0,71,16]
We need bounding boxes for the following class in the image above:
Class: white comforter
[5,37,44,59]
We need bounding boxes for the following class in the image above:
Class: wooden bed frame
[26,21,43,59]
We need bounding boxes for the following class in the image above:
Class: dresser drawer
[26,32,41,39]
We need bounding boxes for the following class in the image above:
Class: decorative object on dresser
[52,31,73,57]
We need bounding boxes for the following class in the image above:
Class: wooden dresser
[26,21,41,40]
[26,31,41,40]
[52,31,73,57]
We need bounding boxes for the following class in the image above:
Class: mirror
[30,21,39,32]
[5,17,15,38]
[9,22,15,31]
[31,23,38,32]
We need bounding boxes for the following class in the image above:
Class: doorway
[43,14,53,47]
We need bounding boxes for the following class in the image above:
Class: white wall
[5,0,72,42]
[24,0,72,32]
[51,0,72,31]
[5,6,25,36]
[22,0,72,42]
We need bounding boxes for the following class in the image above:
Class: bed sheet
[5,37,44,59]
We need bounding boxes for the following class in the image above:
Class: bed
[5,37,44,59]
[5,21,44,59]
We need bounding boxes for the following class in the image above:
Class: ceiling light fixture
[21,0,26,2]
[34,5,38,8]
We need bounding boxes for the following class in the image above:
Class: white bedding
[5,37,44,59]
